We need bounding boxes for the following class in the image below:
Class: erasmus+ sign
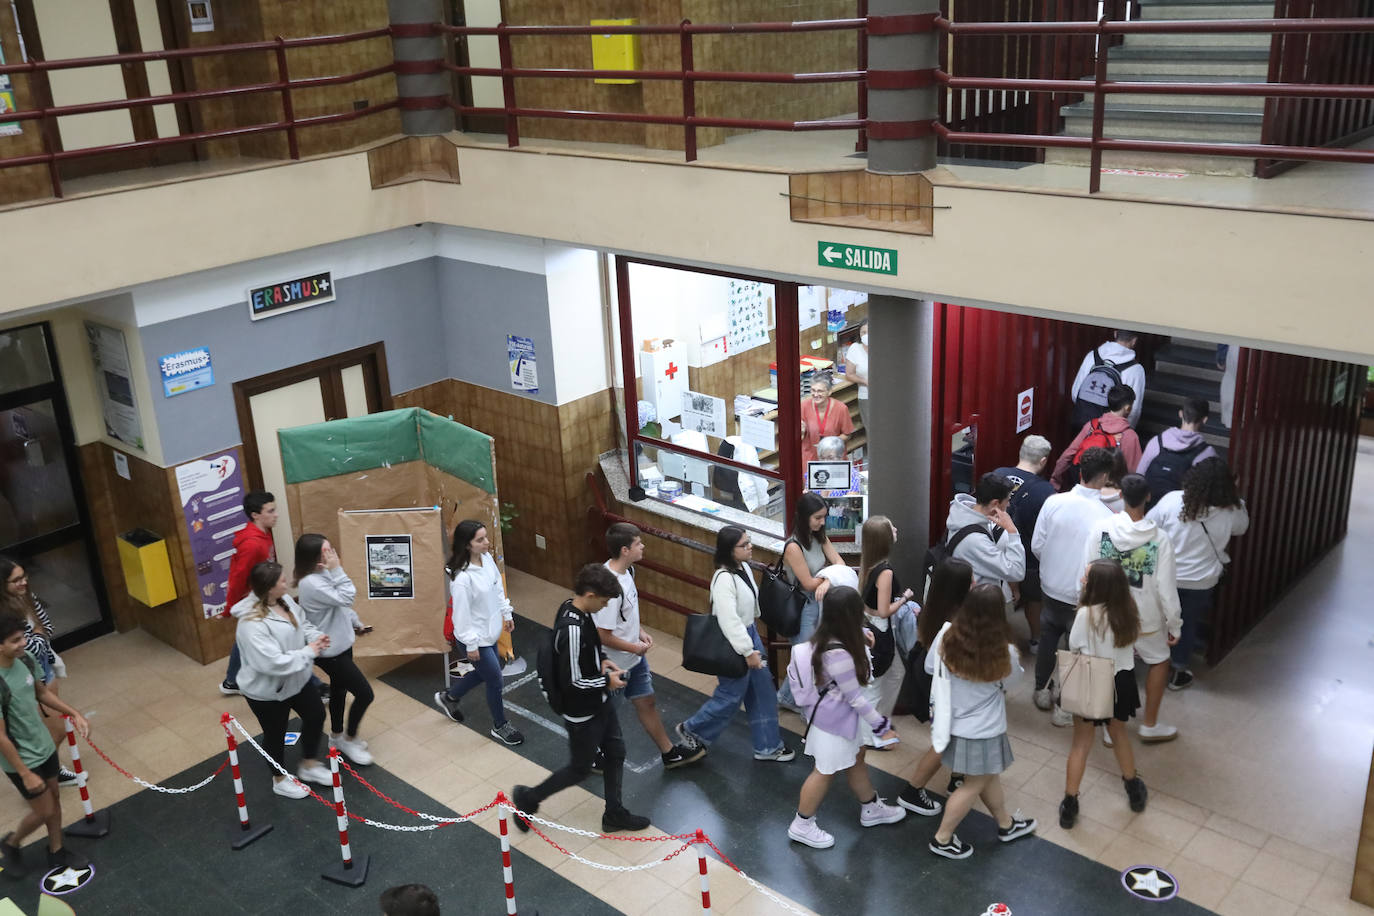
[818,242,898,276]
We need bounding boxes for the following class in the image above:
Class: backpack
[921,523,997,598]
[785,641,838,739]
[1144,439,1207,507]
[535,628,565,716]
[1063,419,1123,487]
[1072,347,1138,429]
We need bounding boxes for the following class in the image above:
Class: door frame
[0,321,113,650]
[231,342,393,490]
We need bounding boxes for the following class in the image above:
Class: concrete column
[867,296,935,573]
[867,0,939,175]
[389,0,455,135]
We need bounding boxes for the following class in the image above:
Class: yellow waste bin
[117,528,177,607]
[590,19,641,84]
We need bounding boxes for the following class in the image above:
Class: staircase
[1046,0,1275,176]
[1138,337,1232,458]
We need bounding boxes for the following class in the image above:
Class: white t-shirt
[592,563,642,671]
[845,342,869,399]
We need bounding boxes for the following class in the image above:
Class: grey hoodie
[945,494,1026,602]
[232,593,323,702]
[1081,513,1182,638]
[297,567,361,658]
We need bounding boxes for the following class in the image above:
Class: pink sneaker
[787,814,834,849]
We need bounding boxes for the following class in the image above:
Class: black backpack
[921,523,997,597]
[1071,347,1139,429]
[535,628,565,716]
[1144,439,1207,507]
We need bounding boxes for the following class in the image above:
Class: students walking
[677,527,794,762]
[296,534,375,765]
[1059,559,1148,828]
[776,494,843,711]
[786,587,905,849]
[0,613,91,877]
[234,562,331,799]
[512,564,650,834]
[434,521,525,746]
[926,585,1036,859]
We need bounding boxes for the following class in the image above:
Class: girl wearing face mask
[799,374,854,471]
[840,319,870,431]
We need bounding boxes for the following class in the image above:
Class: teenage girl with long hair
[893,557,973,817]
[295,534,374,765]
[857,516,916,745]
[776,493,843,710]
[927,584,1036,859]
[786,586,904,849]
[1060,559,1147,827]
[433,520,524,746]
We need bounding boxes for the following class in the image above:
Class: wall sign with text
[248,272,335,321]
[160,346,215,397]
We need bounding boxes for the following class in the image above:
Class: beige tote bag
[1055,650,1115,720]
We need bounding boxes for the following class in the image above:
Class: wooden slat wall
[366,135,461,187]
[788,171,935,234]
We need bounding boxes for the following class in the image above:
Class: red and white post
[222,713,272,850]
[62,715,109,838]
[497,792,518,915]
[695,830,712,913]
[320,748,369,887]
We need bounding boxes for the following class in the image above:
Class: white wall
[544,246,609,405]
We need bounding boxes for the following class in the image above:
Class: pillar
[389,0,456,135]
[866,0,940,175]
[867,296,935,573]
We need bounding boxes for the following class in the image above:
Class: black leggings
[244,680,324,771]
[314,648,374,737]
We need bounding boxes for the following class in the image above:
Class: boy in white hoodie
[1083,475,1183,743]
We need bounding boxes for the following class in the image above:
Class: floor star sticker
[44,865,92,893]
[1122,865,1177,900]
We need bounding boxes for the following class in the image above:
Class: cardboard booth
[278,408,503,658]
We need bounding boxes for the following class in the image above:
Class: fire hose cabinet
[591,19,641,84]
[117,528,177,607]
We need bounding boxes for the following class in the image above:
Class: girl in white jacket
[234,561,331,799]
[296,534,373,765]
[432,521,524,747]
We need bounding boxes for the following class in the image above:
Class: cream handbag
[1055,649,1115,720]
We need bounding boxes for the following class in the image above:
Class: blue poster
[160,346,214,397]
[507,335,538,394]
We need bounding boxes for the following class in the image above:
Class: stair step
[1107,59,1271,77]
[1169,337,1221,352]
[1044,146,1256,175]
[1155,357,1225,382]
[1137,3,1275,18]
[1080,76,1268,110]
[1109,46,1270,60]
[1124,31,1272,49]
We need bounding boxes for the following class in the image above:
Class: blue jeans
[224,642,241,685]
[1171,586,1214,670]
[683,626,783,755]
[446,643,506,727]
[774,594,820,706]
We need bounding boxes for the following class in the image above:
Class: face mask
[861,333,869,345]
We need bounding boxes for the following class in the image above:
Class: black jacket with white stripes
[552,598,609,720]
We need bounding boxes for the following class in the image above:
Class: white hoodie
[1147,490,1250,588]
[1082,514,1182,639]
[450,556,514,649]
[1070,341,1147,428]
[945,494,1026,602]
[1032,485,1114,605]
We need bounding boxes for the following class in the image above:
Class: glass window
[0,325,54,396]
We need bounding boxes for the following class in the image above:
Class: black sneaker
[946,773,965,794]
[1059,793,1079,829]
[57,768,80,787]
[897,784,943,816]
[601,808,651,833]
[590,751,605,775]
[46,847,88,871]
[674,721,703,750]
[1167,669,1194,691]
[218,680,240,696]
[928,834,972,859]
[490,723,525,746]
[318,684,331,703]
[432,691,465,723]
[510,785,535,833]
[0,833,26,879]
[1124,774,1148,813]
[662,743,706,769]
[997,812,1037,843]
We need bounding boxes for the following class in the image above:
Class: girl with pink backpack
[785,586,905,849]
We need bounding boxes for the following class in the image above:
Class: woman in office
[799,375,854,471]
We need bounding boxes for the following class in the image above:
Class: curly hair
[939,584,1012,683]
[1181,457,1241,522]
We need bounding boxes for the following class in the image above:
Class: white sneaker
[1138,722,1179,743]
[1101,725,1114,748]
[297,762,333,787]
[787,814,834,849]
[1032,687,1054,711]
[859,796,907,827]
[501,656,528,677]
[272,777,310,799]
[1051,705,1074,727]
[330,733,374,765]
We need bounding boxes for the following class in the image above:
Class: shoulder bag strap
[1197,519,1227,566]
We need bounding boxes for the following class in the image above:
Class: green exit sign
[818,241,898,276]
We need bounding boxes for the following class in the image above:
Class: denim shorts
[620,656,654,701]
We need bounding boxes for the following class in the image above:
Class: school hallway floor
[4,441,1373,915]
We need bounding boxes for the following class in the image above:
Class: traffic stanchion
[321,748,369,887]
[62,716,110,839]
[221,712,272,850]
[695,830,711,913]
[497,792,519,915]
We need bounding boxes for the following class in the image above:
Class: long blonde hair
[858,516,895,601]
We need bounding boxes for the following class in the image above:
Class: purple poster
[175,453,246,618]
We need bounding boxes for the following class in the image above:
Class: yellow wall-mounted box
[590,19,641,85]
[117,528,177,608]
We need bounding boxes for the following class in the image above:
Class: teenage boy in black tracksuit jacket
[512,564,651,833]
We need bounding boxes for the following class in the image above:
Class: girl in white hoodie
[432,520,524,747]
[234,561,331,799]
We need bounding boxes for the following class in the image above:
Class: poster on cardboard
[175,453,246,618]
[507,334,538,394]
[85,321,144,450]
[366,535,414,599]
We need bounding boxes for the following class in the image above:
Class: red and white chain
[80,733,228,794]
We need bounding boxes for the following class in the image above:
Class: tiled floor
[6,442,1373,913]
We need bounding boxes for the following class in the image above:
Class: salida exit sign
[817,241,898,276]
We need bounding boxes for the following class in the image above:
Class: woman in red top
[800,375,854,469]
